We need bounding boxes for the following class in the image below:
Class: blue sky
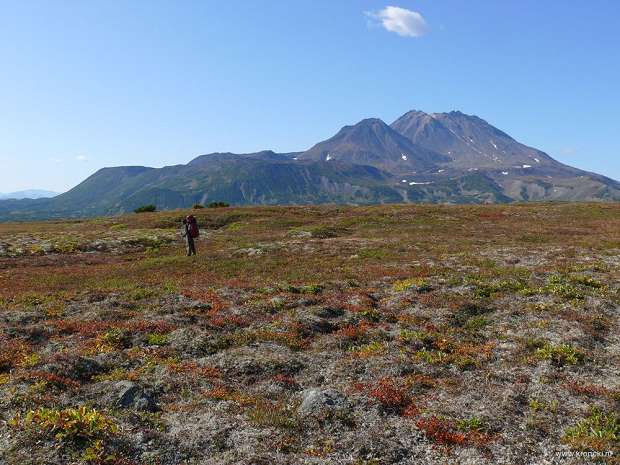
[1,0,619,192]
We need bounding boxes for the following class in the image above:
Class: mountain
[0,153,403,221]
[0,110,618,220]
[391,110,619,201]
[298,118,450,174]
[0,189,59,200]
[391,110,557,169]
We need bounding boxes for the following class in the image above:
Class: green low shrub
[535,343,584,366]
[10,406,117,442]
[134,204,156,213]
[208,201,230,208]
[563,407,618,450]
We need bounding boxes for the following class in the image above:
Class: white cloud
[365,6,428,38]
[76,155,89,162]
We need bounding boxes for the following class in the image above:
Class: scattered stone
[298,388,348,415]
[233,247,264,257]
[296,314,335,336]
[112,380,158,411]
[41,355,102,381]
[92,380,158,412]
[313,306,345,318]
[290,230,312,238]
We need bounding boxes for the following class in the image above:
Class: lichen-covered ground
[0,204,618,465]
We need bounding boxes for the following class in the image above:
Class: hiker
[182,215,199,256]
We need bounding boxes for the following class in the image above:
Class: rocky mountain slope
[390,110,620,202]
[391,110,556,170]
[298,118,450,175]
[0,111,618,220]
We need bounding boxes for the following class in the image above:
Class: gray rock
[91,240,108,251]
[296,314,335,336]
[111,381,157,411]
[233,247,264,257]
[268,296,286,309]
[313,306,345,318]
[41,355,102,381]
[41,242,54,253]
[298,388,347,415]
[291,230,312,238]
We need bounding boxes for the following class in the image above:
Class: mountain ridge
[0,109,618,220]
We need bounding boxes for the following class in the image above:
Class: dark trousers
[186,236,196,256]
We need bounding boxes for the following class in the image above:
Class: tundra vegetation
[0,203,618,464]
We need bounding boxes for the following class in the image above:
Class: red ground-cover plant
[404,264,434,278]
[207,312,249,329]
[20,370,80,389]
[396,314,429,328]
[205,385,231,401]
[182,287,227,312]
[168,361,221,378]
[349,381,367,394]
[414,292,445,309]
[402,403,420,417]
[126,346,174,361]
[272,374,298,389]
[124,319,177,334]
[416,416,491,447]
[253,328,309,351]
[422,322,440,333]
[416,417,467,445]
[405,373,439,391]
[0,338,31,372]
[335,321,374,345]
[564,380,612,398]
[223,278,252,288]
[51,319,176,337]
[368,377,418,416]
[204,384,257,407]
[321,290,376,315]
[51,319,111,337]
[478,211,507,221]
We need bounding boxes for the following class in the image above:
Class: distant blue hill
[0,189,59,200]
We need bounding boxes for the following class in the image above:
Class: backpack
[186,215,199,238]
